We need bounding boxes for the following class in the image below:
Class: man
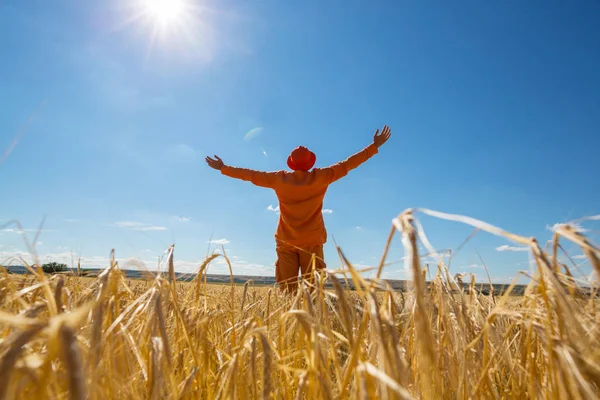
[206,125,391,292]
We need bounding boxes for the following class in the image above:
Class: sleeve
[318,143,379,184]
[221,166,282,189]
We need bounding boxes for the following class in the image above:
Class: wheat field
[1,209,599,399]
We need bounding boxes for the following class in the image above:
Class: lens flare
[144,0,184,25]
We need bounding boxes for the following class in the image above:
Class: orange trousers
[275,244,326,292]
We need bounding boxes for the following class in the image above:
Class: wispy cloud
[165,144,198,163]
[464,264,483,269]
[572,254,587,260]
[79,45,178,111]
[2,228,24,235]
[208,239,230,245]
[2,227,54,235]
[114,221,167,231]
[355,226,362,230]
[244,127,263,141]
[262,149,268,157]
[322,209,333,215]
[175,216,190,222]
[267,205,280,214]
[496,245,529,252]
[570,215,600,223]
[150,96,173,107]
[1,100,46,166]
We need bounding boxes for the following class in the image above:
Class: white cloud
[2,228,22,234]
[36,242,43,246]
[496,245,529,252]
[114,221,142,228]
[572,255,587,260]
[262,149,268,157]
[0,248,278,276]
[176,216,190,222]
[355,226,362,230]
[173,256,273,276]
[131,226,166,232]
[244,127,263,141]
[0,250,106,269]
[114,221,167,231]
[1,251,160,272]
[463,264,483,269]
[2,227,53,235]
[322,209,333,215]
[208,239,230,245]
[267,205,280,214]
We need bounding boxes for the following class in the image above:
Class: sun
[144,0,185,25]
[116,0,218,62]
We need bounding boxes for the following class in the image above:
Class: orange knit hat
[287,146,316,171]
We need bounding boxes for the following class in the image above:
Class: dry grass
[1,208,599,399]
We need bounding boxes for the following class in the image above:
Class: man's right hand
[206,155,224,170]
[373,125,391,148]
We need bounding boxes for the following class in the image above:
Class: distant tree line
[41,262,68,274]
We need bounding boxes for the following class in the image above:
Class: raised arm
[319,125,391,184]
[205,155,282,188]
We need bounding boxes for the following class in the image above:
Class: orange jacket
[221,143,379,247]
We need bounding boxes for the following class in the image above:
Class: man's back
[219,142,381,246]
[272,170,331,247]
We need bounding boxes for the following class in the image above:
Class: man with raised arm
[206,125,391,292]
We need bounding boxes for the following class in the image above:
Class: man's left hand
[206,155,224,170]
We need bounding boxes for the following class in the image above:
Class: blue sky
[1,0,599,282]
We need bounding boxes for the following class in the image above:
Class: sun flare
[144,0,185,25]
[119,0,219,62]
